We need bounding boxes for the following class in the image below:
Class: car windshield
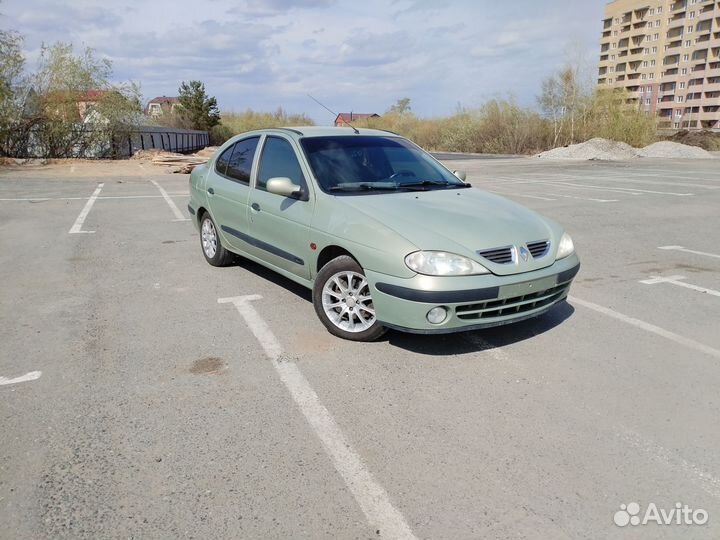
[300,135,468,194]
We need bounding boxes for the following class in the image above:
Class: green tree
[177,80,221,131]
[388,97,411,115]
[0,21,28,155]
[29,42,142,157]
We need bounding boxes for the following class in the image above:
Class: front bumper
[366,254,580,334]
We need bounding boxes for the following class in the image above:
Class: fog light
[426,306,448,324]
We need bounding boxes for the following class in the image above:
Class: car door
[205,136,260,253]
[247,135,314,280]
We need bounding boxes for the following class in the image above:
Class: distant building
[76,90,110,121]
[32,89,111,122]
[146,96,181,117]
[598,0,720,130]
[334,112,380,127]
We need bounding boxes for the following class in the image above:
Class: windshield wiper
[398,180,470,190]
[328,182,403,192]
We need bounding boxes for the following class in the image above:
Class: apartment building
[598,0,720,129]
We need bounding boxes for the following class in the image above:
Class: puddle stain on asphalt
[189,357,226,375]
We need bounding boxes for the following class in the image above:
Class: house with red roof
[334,112,380,127]
[146,96,181,117]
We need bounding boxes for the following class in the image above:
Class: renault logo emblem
[519,246,530,262]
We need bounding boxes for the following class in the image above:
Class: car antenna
[307,94,360,134]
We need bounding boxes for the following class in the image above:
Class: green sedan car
[188,127,580,341]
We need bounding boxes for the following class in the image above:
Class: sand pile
[537,138,716,161]
[537,138,637,161]
[635,141,713,159]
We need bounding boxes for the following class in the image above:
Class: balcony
[699,112,720,121]
[671,1,687,12]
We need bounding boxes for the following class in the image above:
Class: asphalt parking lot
[1,156,719,540]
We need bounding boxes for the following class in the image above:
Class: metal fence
[125,126,209,155]
[2,125,209,159]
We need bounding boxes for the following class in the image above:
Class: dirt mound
[667,130,720,151]
[636,141,713,159]
[131,149,182,160]
[537,138,637,161]
[538,137,716,161]
[193,146,218,158]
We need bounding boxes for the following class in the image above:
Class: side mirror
[266,177,302,198]
[453,170,467,182]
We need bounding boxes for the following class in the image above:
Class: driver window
[257,137,307,194]
[383,146,434,179]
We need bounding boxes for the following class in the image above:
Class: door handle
[251,202,261,212]
[207,187,214,195]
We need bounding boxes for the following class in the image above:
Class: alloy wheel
[321,271,376,332]
[201,218,217,259]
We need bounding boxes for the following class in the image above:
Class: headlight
[405,251,490,276]
[556,232,575,259]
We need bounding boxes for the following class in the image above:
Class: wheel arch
[316,245,359,274]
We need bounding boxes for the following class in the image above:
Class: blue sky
[1,0,606,123]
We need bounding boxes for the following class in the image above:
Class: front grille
[478,246,514,264]
[526,240,550,259]
[455,282,570,321]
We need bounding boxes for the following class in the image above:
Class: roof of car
[262,126,399,138]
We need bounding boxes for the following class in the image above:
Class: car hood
[334,187,562,275]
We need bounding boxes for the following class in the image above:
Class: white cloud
[2,0,605,122]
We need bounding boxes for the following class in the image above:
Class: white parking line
[546,193,619,203]
[68,183,104,234]
[639,275,720,298]
[658,245,720,260]
[219,295,417,540]
[546,181,692,197]
[618,425,720,499]
[0,370,42,386]
[150,179,190,222]
[569,296,720,360]
[0,193,189,202]
[482,179,644,195]
[596,174,720,190]
[484,189,556,201]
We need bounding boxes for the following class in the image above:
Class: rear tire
[199,213,233,267]
[313,255,387,342]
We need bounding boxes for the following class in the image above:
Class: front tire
[199,213,233,267]
[313,255,387,342]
